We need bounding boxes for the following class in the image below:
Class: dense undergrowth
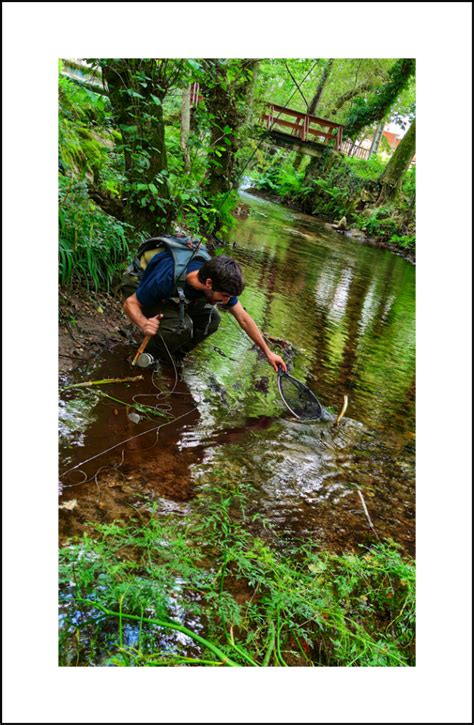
[59,478,415,667]
[58,71,240,292]
[58,59,416,294]
[59,178,131,291]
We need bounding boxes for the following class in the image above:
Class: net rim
[277,368,322,420]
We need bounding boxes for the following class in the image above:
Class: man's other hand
[266,352,287,373]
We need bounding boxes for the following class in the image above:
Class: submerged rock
[254,377,270,394]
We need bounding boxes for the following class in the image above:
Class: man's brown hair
[197,256,245,296]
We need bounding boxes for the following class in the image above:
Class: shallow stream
[59,191,415,556]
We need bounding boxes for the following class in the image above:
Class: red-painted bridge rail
[262,103,344,151]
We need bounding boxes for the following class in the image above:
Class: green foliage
[59,178,130,290]
[252,152,307,199]
[311,178,351,218]
[356,206,398,240]
[389,234,416,249]
[344,155,385,180]
[253,59,398,125]
[60,477,415,667]
[169,152,239,238]
[401,166,416,202]
[344,59,416,140]
[58,57,417,295]
[59,75,114,176]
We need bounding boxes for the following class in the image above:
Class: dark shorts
[143,298,221,360]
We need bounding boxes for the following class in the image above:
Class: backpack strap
[161,237,212,292]
[164,237,211,330]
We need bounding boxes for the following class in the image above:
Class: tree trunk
[308,59,334,115]
[344,58,415,141]
[101,59,173,234]
[203,59,259,201]
[327,82,375,117]
[295,59,334,170]
[377,118,416,203]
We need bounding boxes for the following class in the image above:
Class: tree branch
[87,185,125,221]
[327,82,376,117]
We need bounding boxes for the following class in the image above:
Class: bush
[358,205,398,240]
[59,178,130,291]
[344,155,385,180]
[251,152,306,199]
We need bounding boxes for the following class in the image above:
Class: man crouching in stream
[123,254,287,372]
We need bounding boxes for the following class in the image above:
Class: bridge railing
[340,140,371,160]
[262,103,344,150]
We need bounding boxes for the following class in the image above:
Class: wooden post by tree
[180,85,192,172]
[369,121,385,158]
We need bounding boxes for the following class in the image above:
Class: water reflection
[188,192,415,552]
[224,191,416,436]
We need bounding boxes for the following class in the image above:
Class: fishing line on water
[61,406,199,488]
[60,334,199,488]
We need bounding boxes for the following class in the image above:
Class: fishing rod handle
[131,335,151,366]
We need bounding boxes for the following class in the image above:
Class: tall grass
[59,178,130,291]
[59,477,415,667]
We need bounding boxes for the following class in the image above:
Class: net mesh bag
[277,371,322,420]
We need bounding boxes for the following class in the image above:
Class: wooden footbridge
[262,103,371,160]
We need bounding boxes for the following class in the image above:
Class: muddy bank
[245,187,415,264]
[59,285,137,374]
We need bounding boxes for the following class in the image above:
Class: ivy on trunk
[201,59,259,204]
[344,59,415,142]
[97,59,184,235]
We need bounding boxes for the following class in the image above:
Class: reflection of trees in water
[230,205,415,432]
[389,373,416,434]
[370,254,400,337]
[336,257,375,392]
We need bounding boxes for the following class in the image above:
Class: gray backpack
[121,235,211,297]
[121,235,212,327]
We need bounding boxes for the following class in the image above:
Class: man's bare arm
[123,293,162,336]
[228,302,287,372]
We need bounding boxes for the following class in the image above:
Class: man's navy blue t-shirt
[135,250,238,310]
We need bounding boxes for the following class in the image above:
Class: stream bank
[59,285,136,374]
[245,187,416,264]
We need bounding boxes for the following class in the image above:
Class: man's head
[197,256,245,304]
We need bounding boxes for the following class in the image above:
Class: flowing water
[59,191,415,556]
